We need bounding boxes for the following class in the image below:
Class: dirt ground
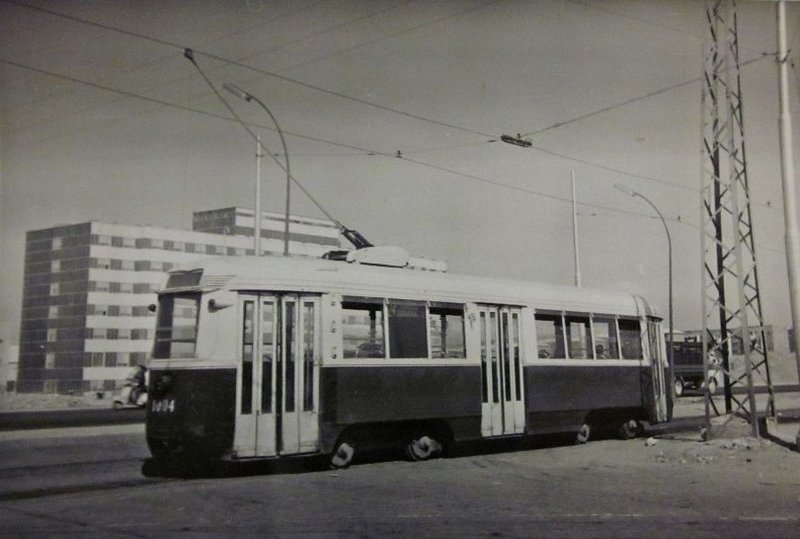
[0,390,112,412]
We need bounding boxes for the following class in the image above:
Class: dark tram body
[145,252,671,467]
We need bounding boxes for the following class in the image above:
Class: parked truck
[672,341,720,397]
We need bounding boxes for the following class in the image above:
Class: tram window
[429,304,466,358]
[619,319,642,359]
[342,300,385,358]
[153,293,200,359]
[388,300,428,358]
[566,315,592,359]
[592,317,619,359]
[534,313,565,358]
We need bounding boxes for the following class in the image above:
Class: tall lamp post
[614,184,674,417]
[223,83,292,256]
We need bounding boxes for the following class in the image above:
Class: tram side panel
[318,365,482,453]
[147,367,237,461]
[523,364,648,435]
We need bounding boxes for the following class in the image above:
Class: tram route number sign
[151,398,176,413]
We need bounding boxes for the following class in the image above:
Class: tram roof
[167,254,659,318]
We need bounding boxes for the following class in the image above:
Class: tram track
[0,476,173,502]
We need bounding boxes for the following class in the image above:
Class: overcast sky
[2,0,799,347]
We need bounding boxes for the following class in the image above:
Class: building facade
[17,210,340,393]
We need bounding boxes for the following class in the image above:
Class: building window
[110,259,122,270]
[107,329,118,340]
[51,260,61,272]
[52,238,62,249]
[50,283,60,295]
[135,260,151,271]
[122,237,136,248]
[45,353,55,369]
[104,353,117,367]
[112,236,123,247]
[47,328,57,342]
[44,380,58,393]
[48,305,59,318]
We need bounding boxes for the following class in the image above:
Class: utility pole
[571,170,581,288]
[700,0,774,438]
[776,0,800,385]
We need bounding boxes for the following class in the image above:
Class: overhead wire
[3,0,782,216]
[6,0,743,198]
[4,53,784,231]
[183,49,343,230]
[6,0,497,139]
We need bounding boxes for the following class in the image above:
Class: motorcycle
[112,381,148,409]
[113,367,149,410]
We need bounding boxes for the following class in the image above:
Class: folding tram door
[234,293,321,458]
[478,306,526,437]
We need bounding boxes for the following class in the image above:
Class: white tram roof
[166,254,659,318]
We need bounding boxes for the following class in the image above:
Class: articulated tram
[145,251,671,468]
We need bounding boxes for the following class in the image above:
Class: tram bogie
[145,255,671,469]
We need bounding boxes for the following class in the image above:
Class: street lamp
[614,183,674,417]
[223,83,292,256]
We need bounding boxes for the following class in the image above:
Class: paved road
[0,426,798,538]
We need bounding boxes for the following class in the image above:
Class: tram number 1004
[151,398,176,413]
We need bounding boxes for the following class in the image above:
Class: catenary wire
[1,55,782,224]
[6,0,768,200]
[6,0,497,139]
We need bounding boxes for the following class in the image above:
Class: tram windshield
[153,293,201,359]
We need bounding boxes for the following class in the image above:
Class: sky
[2,0,800,349]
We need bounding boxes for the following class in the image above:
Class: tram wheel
[330,442,355,469]
[618,419,640,440]
[576,424,591,444]
[405,436,442,461]
[674,379,684,398]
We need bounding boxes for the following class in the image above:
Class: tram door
[234,294,320,458]
[647,319,669,422]
[478,306,525,437]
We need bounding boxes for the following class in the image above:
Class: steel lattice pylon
[700,0,774,438]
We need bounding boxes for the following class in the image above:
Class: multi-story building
[17,209,341,393]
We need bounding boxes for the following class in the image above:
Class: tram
[145,248,671,468]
